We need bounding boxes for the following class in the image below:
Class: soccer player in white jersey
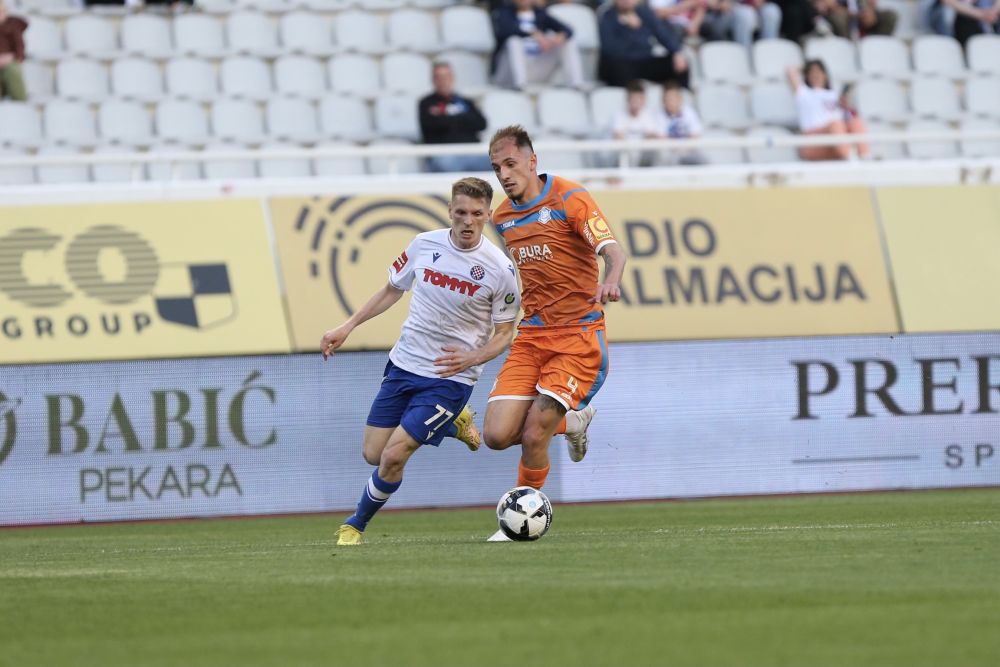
[321,177,521,546]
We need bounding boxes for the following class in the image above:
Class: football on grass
[496,486,552,541]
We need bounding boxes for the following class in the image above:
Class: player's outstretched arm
[591,242,627,304]
[321,281,405,360]
[434,320,517,378]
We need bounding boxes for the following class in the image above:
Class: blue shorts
[366,360,474,447]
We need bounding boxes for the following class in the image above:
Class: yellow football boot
[336,524,364,546]
[453,406,482,452]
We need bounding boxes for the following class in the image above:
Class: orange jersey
[493,175,617,333]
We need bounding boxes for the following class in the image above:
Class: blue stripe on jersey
[510,174,554,211]
[578,310,603,323]
[578,329,608,410]
[521,314,544,327]
[561,187,586,201]
[494,208,567,233]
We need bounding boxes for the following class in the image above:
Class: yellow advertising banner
[271,188,898,349]
[876,185,1000,333]
[0,200,291,364]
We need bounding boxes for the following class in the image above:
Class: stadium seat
[55,59,110,102]
[98,100,155,147]
[64,14,118,60]
[0,102,43,148]
[195,0,236,14]
[436,51,490,95]
[335,10,388,55]
[266,98,322,143]
[279,11,336,57]
[589,86,626,135]
[905,119,959,159]
[211,99,267,144]
[19,0,81,18]
[35,145,89,184]
[244,0,296,12]
[864,121,907,161]
[441,6,495,54]
[910,77,962,121]
[537,89,591,138]
[43,100,98,148]
[313,141,368,177]
[302,0,357,10]
[697,84,752,130]
[966,34,1000,77]
[533,133,587,170]
[147,143,203,181]
[366,0,406,9]
[328,54,382,100]
[750,82,797,128]
[227,11,282,58]
[965,76,1000,119]
[411,0,453,7]
[859,36,911,81]
[959,118,1000,158]
[804,37,860,84]
[382,52,433,95]
[699,129,746,165]
[174,14,228,59]
[912,35,966,80]
[20,61,54,102]
[165,58,219,102]
[274,56,327,100]
[481,89,537,135]
[752,39,803,81]
[547,3,600,50]
[220,57,273,102]
[856,79,909,123]
[202,143,256,180]
[881,0,922,40]
[319,95,374,142]
[155,100,211,146]
[91,144,142,183]
[374,93,421,141]
[700,41,753,85]
[366,138,423,174]
[120,14,173,60]
[258,142,313,179]
[24,16,64,62]
[387,9,440,54]
[111,58,164,103]
[0,147,37,185]
[745,125,798,163]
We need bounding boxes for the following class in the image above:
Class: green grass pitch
[2,489,997,667]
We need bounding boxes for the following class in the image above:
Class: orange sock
[555,415,567,434]
[518,460,550,489]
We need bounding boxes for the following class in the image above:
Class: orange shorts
[488,327,609,411]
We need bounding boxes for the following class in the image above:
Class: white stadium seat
[547,3,600,50]
[374,92,422,141]
[912,35,966,80]
[220,57,273,102]
[280,11,335,57]
[258,142,313,179]
[55,59,109,102]
[387,9,440,54]
[98,100,155,147]
[960,118,1000,158]
[881,0,922,40]
[746,125,798,163]
[965,76,1000,119]
[366,138,423,174]
[111,58,164,103]
[302,0,357,10]
[700,41,753,85]
[906,119,959,159]
[227,11,282,58]
[441,6,495,54]
[274,56,327,100]
[36,145,89,184]
[24,16,64,62]
[382,52,433,94]
[909,77,962,121]
[64,14,119,60]
[328,54,382,99]
[589,86,626,135]
[266,98,322,144]
[174,14,228,58]
[21,61,55,101]
[0,146,35,185]
[0,102,43,148]
[147,143,203,181]
[752,39,803,81]
[537,89,591,138]
[165,58,218,102]
[859,36,911,81]
[804,37,860,84]
[335,10,388,55]
[121,14,173,60]
[856,79,909,123]
[43,100,98,148]
[750,82,797,128]
[211,99,267,144]
[313,141,368,177]
[195,0,237,14]
[202,143,257,180]
[864,121,907,161]
[155,100,211,146]
[482,89,537,135]
[436,51,490,95]
[697,84,752,130]
[700,129,746,165]
[966,35,1000,77]
[319,94,374,142]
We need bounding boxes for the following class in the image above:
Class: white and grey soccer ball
[496,486,552,541]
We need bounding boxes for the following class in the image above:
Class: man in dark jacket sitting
[418,62,493,173]
[599,0,690,88]
[491,0,586,90]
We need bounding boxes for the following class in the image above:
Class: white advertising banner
[0,332,997,525]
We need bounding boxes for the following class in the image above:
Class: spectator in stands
[787,60,869,161]
[598,0,690,88]
[813,0,897,38]
[925,0,957,35]
[939,0,1000,45]
[660,80,706,164]
[491,0,586,91]
[774,0,819,42]
[418,62,493,173]
[0,0,27,101]
[732,1,783,48]
[607,79,663,166]
[649,0,709,40]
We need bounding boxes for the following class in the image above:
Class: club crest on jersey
[538,207,552,224]
[470,265,486,280]
[392,251,408,273]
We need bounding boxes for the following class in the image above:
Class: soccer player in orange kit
[483,126,627,539]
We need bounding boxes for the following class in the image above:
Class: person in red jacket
[0,0,28,101]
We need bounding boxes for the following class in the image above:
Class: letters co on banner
[0,200,291,364]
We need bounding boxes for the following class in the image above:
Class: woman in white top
[786,59,869,161]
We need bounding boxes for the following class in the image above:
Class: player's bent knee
[362,450,380,466]
[483,425,518,450]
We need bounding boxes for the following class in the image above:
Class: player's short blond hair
[451,176,493,205]
[489,125,534,155]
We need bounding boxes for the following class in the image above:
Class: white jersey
[796,85,842,132]
[387,229,520,386]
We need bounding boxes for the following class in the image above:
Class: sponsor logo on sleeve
[392,251,408,273]
[586,212,614,244]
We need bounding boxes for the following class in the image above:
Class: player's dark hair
[489,125,534,155]
[451,176,493,205]
[625,80,645,95]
